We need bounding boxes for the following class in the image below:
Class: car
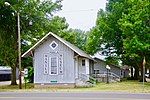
[145,73,149,78]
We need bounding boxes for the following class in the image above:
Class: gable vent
[49,41,58,50]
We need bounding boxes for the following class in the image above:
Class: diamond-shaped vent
[49,41,58,50]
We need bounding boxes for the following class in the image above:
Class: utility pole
[106,65,111,84]
[5,2,22,89]
[142,56,146,91]
[107,68,109,83]
[18,12,22,89]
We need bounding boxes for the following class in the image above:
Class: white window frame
[49,57,58,75]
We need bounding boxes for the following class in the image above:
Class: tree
[86,2,124,64]
[86,0,150,80]
[118,0,150,81]
[67,29,87,51]
[0,0,67,85]
[0,0,19,85]
[86,26,102,55]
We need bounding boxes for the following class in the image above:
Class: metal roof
[22,32,94,60]
[94,57,123,69]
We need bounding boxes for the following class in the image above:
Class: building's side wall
[109,65,121,77]
[94,59,107,72]
[89,60,94,75]
[94,59,121,77]
[123,69,130,78]
[34,36,75,86]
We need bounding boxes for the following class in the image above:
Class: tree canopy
[0,0,68,85]
[86,0,150,80]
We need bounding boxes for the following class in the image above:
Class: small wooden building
[22,32,95,88]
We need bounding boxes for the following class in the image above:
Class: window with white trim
[49,57,58,75]
[82,59,85,66]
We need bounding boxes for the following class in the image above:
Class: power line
[59,9,99,13]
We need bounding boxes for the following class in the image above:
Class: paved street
[0,92,150,100]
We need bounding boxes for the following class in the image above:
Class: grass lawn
[0,80,150,92]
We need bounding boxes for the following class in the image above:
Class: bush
[26,66,34,83]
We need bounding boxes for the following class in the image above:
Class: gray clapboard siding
[94,59,107,72]
[34,36,75,84]
[94,58,122,77]
[109,65,121,77]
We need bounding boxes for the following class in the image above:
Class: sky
[55,0,107,31]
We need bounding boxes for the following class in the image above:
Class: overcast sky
[55,0,107,31]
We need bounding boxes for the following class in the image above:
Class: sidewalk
[0,80,20,86]
[0,81,11,85]
[0,77,24,86]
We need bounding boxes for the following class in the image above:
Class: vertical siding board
[34,36,75,84]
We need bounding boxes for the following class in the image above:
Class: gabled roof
[22,32,94,60]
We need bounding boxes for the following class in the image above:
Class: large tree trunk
[149,67,150,78]
[130,67,134,79]
[11,66,17,85]
[134,66,139,80]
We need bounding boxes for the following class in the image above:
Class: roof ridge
[22,32,94,60]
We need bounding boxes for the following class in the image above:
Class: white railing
[93,71,120,82]
[78,73,96,85]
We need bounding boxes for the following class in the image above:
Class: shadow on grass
[0,83,34,90]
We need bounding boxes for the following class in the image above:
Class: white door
[85,59,89,75]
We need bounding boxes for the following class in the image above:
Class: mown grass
[0,80,150,92]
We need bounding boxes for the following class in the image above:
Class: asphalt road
[0,92,150,100]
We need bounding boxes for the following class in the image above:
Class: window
[94,70,99,74]
[121,70,123,76]
[49,41,58,50]
[49,57,58,75]
[82,59,85,66]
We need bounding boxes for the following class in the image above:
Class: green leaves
[119,0,150,58]
[86,27,102,55]
[87,0,150,70]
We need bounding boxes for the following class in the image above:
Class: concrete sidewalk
[0,77,25,86]
[0,80,20,85]
[0,81,11,85]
